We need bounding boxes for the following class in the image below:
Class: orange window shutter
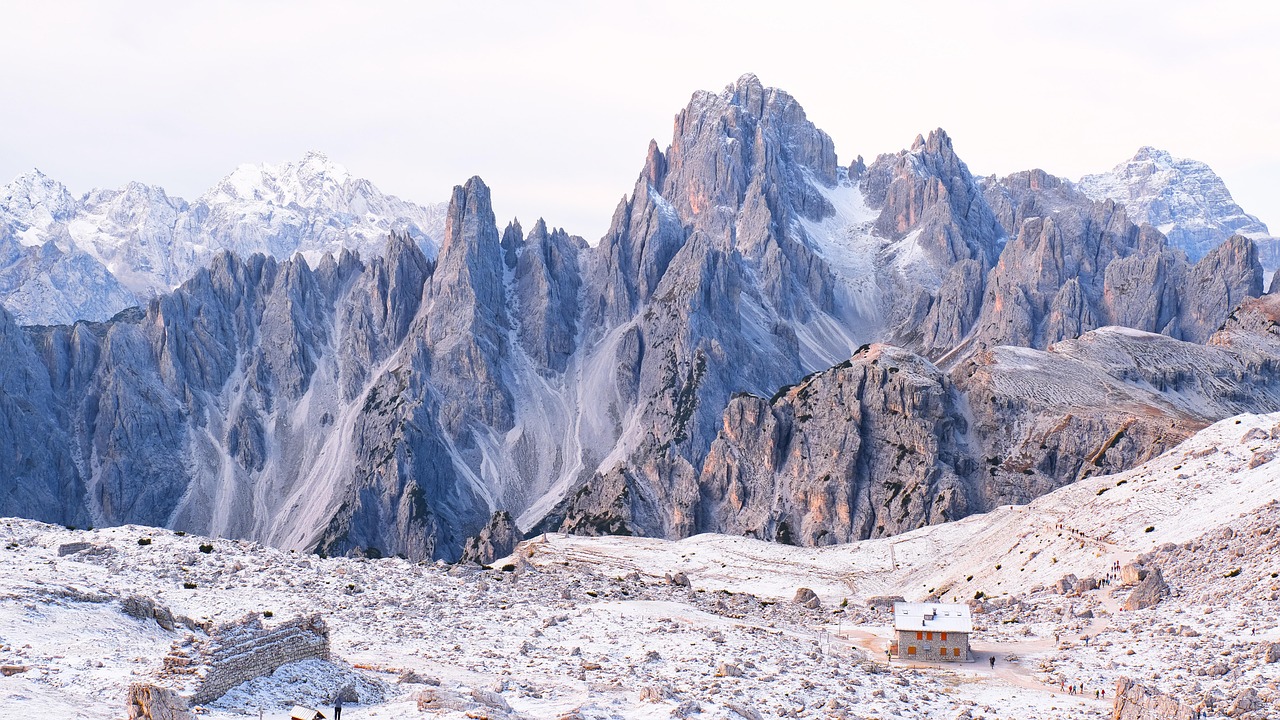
[941,632,947,641]
[907,646,916,655]
[916,631,922,640]
[926,632,933,641]
[954,648,961,656]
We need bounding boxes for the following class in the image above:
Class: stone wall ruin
[128,613,330,719]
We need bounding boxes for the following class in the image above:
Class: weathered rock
[714,662,743,677]
[1121,563,1149,586]
[126,684,193,720]
[1110,677,1197,720]
[1264,642,1280,663]
[1053,574,1079,595]
[459,511,520,566]
[471,688,512,712]
[697,345,972,543]
[1225,687,1261,717]
[793,588,819,605]
[867,595,906,611]
[639,685,670,702]
[1123,567,1168,611]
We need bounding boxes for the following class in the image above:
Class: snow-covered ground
[2,413,1279,719]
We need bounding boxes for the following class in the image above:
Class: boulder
[793,588,819,605]
[1120,563,1149,586]
[121,595,177,632]
[1053,574,1079,595]
[639,685,670,702]
[1110,677,1197,720]
[1122,567,1168,611]
[126,684,193,720]
[1225,687,1260,717]
[1264,642,1280,663]
[714,662,743,677]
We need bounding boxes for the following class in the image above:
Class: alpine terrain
[1,75,1277,569]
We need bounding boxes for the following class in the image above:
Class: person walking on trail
[334,693,343,720]
[989,656,996,669]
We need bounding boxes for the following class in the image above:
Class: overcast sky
[1,1,1276,241]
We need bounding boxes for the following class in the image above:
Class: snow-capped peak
[1077,147,1271,262]
[0,169,79,232]
[0,153,447,325]
[202,151,353,208]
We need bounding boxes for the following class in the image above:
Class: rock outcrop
[1111,677,1198,720]
[460,511,520,566]
[1123,567,1169,611]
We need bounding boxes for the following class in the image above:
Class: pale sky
[1,1,1276,241]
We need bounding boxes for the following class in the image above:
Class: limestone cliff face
[1180,235,1265,342]
[973,171,1265,352]
[863,130,1005,357]
[697,345,973,545]
[954,324,1280,506]
[459,510,520,565]
[506,219,583,373]
[692,322,1280,545]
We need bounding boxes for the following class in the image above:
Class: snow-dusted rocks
[4,412,1280,718]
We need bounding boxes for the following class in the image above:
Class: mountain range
[1,74,1277,561]
[0,152,447,325]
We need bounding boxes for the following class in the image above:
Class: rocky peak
[724,73,767,115]
[438,177,503,300]
[500,219,524,270]
[203,151,352,207]
[642,139,667,189]
[1077,147,1270,262]
[0,169,79,228]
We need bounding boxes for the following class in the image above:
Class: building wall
[896,629,969,662]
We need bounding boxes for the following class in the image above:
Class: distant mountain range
[1,75,1277,561]
[0,152,446,324]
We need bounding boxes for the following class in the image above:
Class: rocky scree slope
[1,75,1277,561]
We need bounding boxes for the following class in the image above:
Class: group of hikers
[1059,680,1105,699]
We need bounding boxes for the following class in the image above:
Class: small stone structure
[128,613,330,719]
[892,602,972,662]
[1111,677,1198,720]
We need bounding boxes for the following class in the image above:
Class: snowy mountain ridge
[0,153,447,324]
[1077,146,1278,283]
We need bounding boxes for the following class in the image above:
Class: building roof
[893,602,973,633]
